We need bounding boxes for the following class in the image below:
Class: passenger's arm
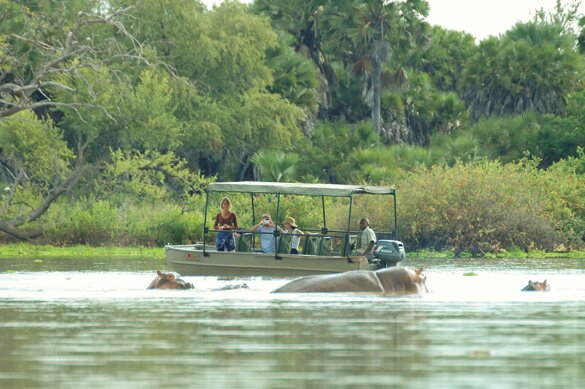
[363,240,375,255]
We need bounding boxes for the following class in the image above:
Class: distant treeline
[2,155,581,255]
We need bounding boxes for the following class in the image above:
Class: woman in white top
[283,217,303,254]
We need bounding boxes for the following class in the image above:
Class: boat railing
[204,227,396,256]
[376,231,399,240]
[202,228,341,256]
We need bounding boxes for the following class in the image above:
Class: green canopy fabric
[208,181,395,197]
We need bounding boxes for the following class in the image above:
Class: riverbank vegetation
[2,0,585,256]
[0,243,163,259]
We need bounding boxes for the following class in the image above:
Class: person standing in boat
[250,213,284,253]
[283,217,303,254]
[214,197,238,252]
[358,218,376,258]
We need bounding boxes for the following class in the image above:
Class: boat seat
[319,236,333,256]
[303,234,320,255]
[236,233,252,252]
[277,234,292,254]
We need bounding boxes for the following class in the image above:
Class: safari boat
[165,181,405,277]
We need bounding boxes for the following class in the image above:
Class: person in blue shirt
[250,213,284,253]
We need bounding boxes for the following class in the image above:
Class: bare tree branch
[0,6,140,119]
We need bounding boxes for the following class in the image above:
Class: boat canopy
[207,181,395,197]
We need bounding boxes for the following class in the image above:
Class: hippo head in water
[147,270,194,290]
[375,267,427,295]
[272,267,427,295]
[521,280,550,292]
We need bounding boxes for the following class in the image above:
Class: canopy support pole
[203,189,210,257]
[274,193,282,260]
[344,196,353,257]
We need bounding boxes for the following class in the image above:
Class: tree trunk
[371,58,382,136]
[0,163,92,241]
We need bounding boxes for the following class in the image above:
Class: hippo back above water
[147,270,194,290]
[272,267,426,295]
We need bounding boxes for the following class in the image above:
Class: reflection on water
[0,257,584,389]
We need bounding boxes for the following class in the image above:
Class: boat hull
[165,244,376,277]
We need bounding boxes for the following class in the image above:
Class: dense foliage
[1,0,585,254]
[398,158,585,254]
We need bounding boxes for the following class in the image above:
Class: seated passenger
[250,213,284,253]
[283,217,303,254]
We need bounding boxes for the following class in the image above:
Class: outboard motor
[373,240,406,268]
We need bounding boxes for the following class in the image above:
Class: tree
[460,19,584,121]
[251,150,299,182]
[252,0,335,108]
[300,121,379,183]
[266,32,320,114]
[119,0,305,180]
[0,1,143,119]
[531,89,585,167]
[409,26,476,93]
[0,111,79,240]
[323,0,430,138]
[579,15,585,53]
[400,71,469,145]
[0,2,200,240]
[0,2,152,240]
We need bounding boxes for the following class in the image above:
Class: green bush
[126,203,203,246]
[45,200,125,245]
[396,160,564,254]
[538,153,585,247]
[42,196,206,246]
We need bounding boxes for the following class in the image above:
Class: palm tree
[409,26,476,93]
[323,0,429,138]
[251,150,299,182]
[460,20,584,121]
[252,0,335,107]
[266,32,321,113]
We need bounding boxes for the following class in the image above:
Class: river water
[1,256,584,389]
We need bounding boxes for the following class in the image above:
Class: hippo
[147,270,194,290]
[214,283,249,291]
[521,280,550,291]
[272,267,427,295]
